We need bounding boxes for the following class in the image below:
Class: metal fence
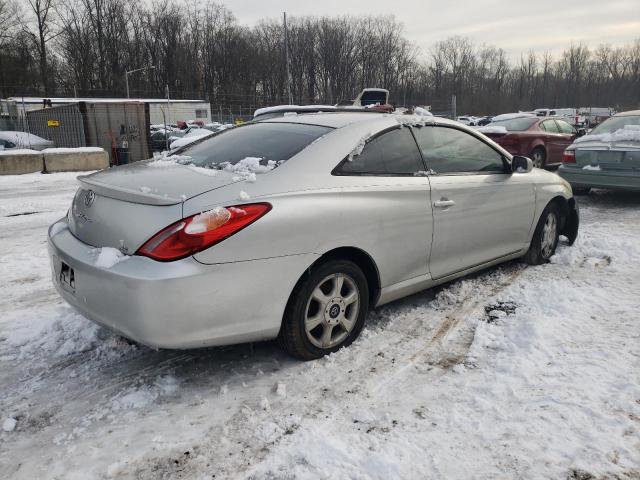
[25,101,151,163]
[26,103,86,148]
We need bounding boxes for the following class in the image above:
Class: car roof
[614,110,640,117]
[262,111,460,129]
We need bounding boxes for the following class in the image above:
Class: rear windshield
[171,122,332,168]
[590,115,640,135]
[489,117,537,131]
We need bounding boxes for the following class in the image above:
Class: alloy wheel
[541,213,557,258]
[304,273,360,349]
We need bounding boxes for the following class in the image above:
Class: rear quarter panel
[191,176,433,289]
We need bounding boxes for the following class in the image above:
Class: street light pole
[125,65,155,99]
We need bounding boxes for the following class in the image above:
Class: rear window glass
[171,122,332,168]
[590,115,640,135]
[489,117,537,131]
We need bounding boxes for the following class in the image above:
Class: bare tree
[22,0,59,94]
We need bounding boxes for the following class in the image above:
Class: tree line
[1,0,639,115]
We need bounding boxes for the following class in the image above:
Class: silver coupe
[48,112,579,359]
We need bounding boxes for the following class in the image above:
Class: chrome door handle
[434,199,455,208]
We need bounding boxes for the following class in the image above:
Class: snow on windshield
[575,124,640,144]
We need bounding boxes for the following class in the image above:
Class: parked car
[559,110,640,193]
[478,115,583,168]
[456,116,477,126]
[0,131,54,151]
[150,130,172,152]
[48,112,578,360]
[477,116,493,126]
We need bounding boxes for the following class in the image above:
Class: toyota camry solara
[48,112,579,359]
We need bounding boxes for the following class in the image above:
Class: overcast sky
[220,0,640,59]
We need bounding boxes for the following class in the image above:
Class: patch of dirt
[484,301,518,323]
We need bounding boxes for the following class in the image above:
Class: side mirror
[512,155,533,173]
[576,128,587,137]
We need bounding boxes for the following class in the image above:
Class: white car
[456,116,477,126]
[169,128,216,150]
[0,131,54,151]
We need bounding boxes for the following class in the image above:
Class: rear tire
[524,204,560,265]
[530,147,546,168]
[278,260,369,360]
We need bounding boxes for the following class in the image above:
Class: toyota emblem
[84,190,95,207]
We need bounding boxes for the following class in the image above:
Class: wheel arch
[293,246,381,308]
[545,195,578,243]
[530,143,547,154]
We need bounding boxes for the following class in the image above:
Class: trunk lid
[78,159,241,205]
[69,159,241,252]
[574,141,640,171]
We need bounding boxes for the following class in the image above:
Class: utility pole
[451,94,457,120]
[283,12,293,105]
[125,65,155,99]
[165,84,170,150]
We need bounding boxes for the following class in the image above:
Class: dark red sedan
[479,116,581,168]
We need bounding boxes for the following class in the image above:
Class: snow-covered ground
[1,172,639,479]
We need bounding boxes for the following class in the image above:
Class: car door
[333,126,433,287]
[539,119,564,163]
[412,125,535,280]
[554,119,578,152]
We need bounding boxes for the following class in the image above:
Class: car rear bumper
[48,220,317,349]
[558,165,640,191]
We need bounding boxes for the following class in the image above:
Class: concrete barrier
[0,152,44,175]
[44,149,109,173]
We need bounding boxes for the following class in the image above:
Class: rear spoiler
[77,175,183,206]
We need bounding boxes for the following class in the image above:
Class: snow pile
[238,190,251,201]
[93,247,130,269]
[0,130,52,148]
[413,106,433,117]
[477,125,508,134]
[4,304,103,359]
[583,165,601,171]
[184,207,231,234]
[42,147,105,154]
[575,125,640,144]
[222,156,277,174]
[395,115,433,128]
[0,149,41,155]
[348,132,373,161]
[3,418,17,432]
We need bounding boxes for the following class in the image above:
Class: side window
[336,127,424,175]
[413,126,505,174]
[541,120,559,133]
[556,120,575,134]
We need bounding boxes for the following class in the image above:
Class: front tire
[278,260,369,360]
[524,204,560,265]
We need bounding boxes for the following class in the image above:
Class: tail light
[562,150,576,164]
[137,203,271,261]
